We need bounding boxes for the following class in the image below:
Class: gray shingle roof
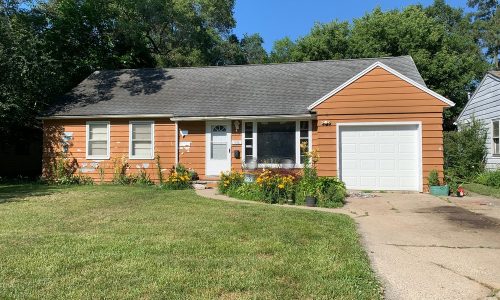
[45,56,426,118]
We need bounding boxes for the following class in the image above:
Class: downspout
[175,121,179,166]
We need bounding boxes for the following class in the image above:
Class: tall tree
[240,33,267,64]
[293,21,350,61]
[269,37,296,63]
[467,0,499,69]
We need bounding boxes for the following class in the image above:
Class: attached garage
[310,61,454,192]
[338,123,421,191]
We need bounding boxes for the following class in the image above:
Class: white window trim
[129,121,155,160]
[492,119,500,156]
[241,119,312,169]
[86,121,110,160]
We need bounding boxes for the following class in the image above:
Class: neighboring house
[457,71,500,169]
[42,56,453,192]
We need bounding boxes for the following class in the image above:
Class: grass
[463,183,500,199]
[0,184,380,299]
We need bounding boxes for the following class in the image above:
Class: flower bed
[218,147,347,208]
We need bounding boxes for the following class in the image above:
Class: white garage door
[339,124,420,191]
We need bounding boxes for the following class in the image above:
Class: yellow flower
[278,184,285,189]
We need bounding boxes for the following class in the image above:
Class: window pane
[211,143,227,159]
[89,123,107,140]
[494,121,499,138]
[132,124,152,140]
[89,141,107,156]
[300,139,309,164]
[257,121,295,164]
[245,122,253,138]
[300,121,308,138]
[132,141,152,157]
[494,138,500,154]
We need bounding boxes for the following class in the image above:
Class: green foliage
[315,177,347,208]
[162,165,192,190]
[467,0,499,69]
[49,153,93,185]
[444,118,488,180]
[240,33,268,64]
[428,169,440,186]
[133,167,154,186]
[155,155,164,185]
[475,170,500,188]
[218,171,244,194]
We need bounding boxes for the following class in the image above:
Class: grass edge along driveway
[0,184,381,299]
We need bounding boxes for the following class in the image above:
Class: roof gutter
[170,114,315,121]
[39,114,174,120]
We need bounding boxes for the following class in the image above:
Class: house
[457,71,500,169]
[42,56,454,192]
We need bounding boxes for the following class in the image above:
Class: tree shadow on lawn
[0,183,63,204]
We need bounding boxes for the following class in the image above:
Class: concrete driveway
[343,192,500,300]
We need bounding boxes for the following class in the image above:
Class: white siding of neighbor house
[458,74,500,169]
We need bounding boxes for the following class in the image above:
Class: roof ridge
[93,55,413,73]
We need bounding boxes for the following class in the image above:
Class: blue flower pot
[430,185,449,196]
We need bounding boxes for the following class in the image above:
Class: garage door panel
[340,124,420,191]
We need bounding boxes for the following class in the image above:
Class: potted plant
[428,169,449,196]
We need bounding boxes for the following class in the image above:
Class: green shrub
[227,183,262,201]
[254,169,296,204]
[475,170,500,188]
[316,177,347,208]
[162,165,192,190]
[428,169,440,186]
[444,118,487,180]
[218,171,244,194]
[134,167,154,185]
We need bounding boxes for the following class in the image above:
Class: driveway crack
[430,262,497,294]
[385,243,500,250]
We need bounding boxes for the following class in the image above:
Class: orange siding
[178,121,205,178]
[312,67,449,191]
[43,118,175,183]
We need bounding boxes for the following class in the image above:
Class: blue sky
[233,0,470,51]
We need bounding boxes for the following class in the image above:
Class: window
[244,122,254,163]
[130,121,154,159]
[258,121,296,164]
[86,122,110,159]
[493,120,500,155]
[299,121,309,164]
[243,120,311,167]
[210,125,227,160]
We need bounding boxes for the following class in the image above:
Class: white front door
[206,121,232,176]
[339,124,421,191]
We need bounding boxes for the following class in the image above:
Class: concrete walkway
[196,188,500,300]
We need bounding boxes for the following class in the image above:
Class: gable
[457,74,500,122]
[308,62,454,112]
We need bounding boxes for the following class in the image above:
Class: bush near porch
[218,148,347,208]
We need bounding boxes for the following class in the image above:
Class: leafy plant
[315,177,347,208]
[135,167,154,186]
[444,118,488,181]
[475,170,500,188]
[218,171,244,194]
[162,166,192,190]
[112,156,130,184]
[428,169,440,186]
[155,155,164,185]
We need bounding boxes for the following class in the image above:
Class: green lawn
[0,184,380,299]
[463,183,500,199]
